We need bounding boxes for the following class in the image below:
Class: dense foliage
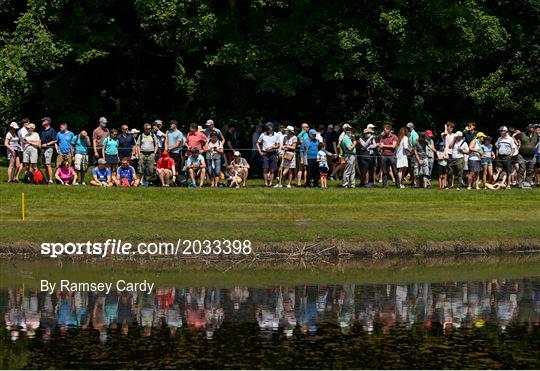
[1,0,538,137]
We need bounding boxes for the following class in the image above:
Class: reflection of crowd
[3,279,539,342]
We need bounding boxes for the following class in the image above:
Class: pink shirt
[57,167,74,183]
[185,132,208,150]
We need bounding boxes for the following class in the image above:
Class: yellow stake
[22,192,25,222]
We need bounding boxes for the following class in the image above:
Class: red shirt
[157,157,175,170]
[380,133,398,156]
[185,132,207,150]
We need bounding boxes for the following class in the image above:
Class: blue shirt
[56,130,74,154]
[40,127,57,148]
[103,136,119,155]
[92,167,111,182]
[166,129,185,153]
[117,134,136,158]
[303,138,319,160]
[117,166,136,182]
[71,135,88,154]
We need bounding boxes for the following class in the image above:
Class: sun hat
[308,129,317,136]
[475,132,486,139]
[10,122,19,129]
[28,123,36,130]
[97,158,107,165]
[233,151,241,157]
[205,119,214,126]
[498,125,508,131]
[454,130,463,137]
[99,117,107,124]
[363,127,374,134]
[425,129,433,137]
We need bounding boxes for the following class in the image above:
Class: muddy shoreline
[1,239,539,262]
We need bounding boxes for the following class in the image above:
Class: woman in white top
[4,122,23,182]
[22,123,41,173]
[396,127,409,184]
[204,131,224,187]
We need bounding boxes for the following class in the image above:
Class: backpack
[33,169,45,184]
[24,170,33,184]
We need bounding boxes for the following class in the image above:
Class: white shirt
[5,132,21,151]
[257,132,280,152]
[496,136,517,156]
[23,132,40,150]
[451,139,468,159]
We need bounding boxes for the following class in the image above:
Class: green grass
[1,171,539,245]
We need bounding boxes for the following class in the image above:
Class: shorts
[74,153,89,171]
[481,158,492,166]
[262,152,278,171]
[282,153,296,169]
[414,158,430,176]
[23,147,38,164]
[56,153,72,168]
[438,162,447,174]
[7,150,20,160]
[468,159,481,173]
[319,166,329,176]
[105,154,119,166]
[42,147,54,164]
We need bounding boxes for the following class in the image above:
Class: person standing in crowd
[358,127,377,187]
[396,127,409,186]
[205,131,224,187]
[90,158,112,187]
[296,122,310,186]
[467,132,485,190]
[71,130,91,185]
[495,126,518,188]
[229,151,250,187]
[186,147,206,188]
[441,121,455,186]
[55,160,77,185]
[224,124,240,165]
[92,117,109,163]
[164,120,185,173]
[55,122,74,167]
[406,122,419,186]
[279,125,297,188]
[323,124,338,179]
[152,120,166,158]
[516,124,538,189]
[302,129,321,187]
[256,122,280,187]
[137,123,158,184]
[250,124,263,173]
[116,157,140,187]
[317,142,329,188]
[414,132,431,188]
[378,124,401,188]
[39,117,56,183]
[17,118,30,150]
[117,124,136,163]
[424,130,436,181]
[22,123,40,174]
[102,128,120,176]
[340,126,357,188]
[448,131,469,189]
[204,119,224,142]
[156,151,175,187]
[481,136,494,185]
[5,122,22,182]
[436,142,449,189]
[186,122,208,152]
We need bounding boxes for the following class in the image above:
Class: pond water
[1,277,539,369]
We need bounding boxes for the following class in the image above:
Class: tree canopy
[1,0,538,136]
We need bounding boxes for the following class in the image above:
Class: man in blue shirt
[117,124,137,161]
[90,158,112,187]
[40,117,56,183]
[164,120,185,172]
[302,129,321,187]
[55,122,74,167]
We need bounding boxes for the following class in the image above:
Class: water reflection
[1,278,539,368]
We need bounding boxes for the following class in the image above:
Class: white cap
[130,128,140,134]
[205,119,214,126]
[10,122,19,129]
[343,123,352,129]
[367,124,375,129]
[498,125,508,132]
[455,130,463,137]
[99,117,108,124]
[286,125,295,133]
[406,122,415,129]
[233,151,241,157]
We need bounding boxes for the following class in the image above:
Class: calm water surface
[1,277,539,369]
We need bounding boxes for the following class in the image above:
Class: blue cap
[308,129,317,136]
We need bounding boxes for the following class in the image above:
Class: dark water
[1,278,540,369]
